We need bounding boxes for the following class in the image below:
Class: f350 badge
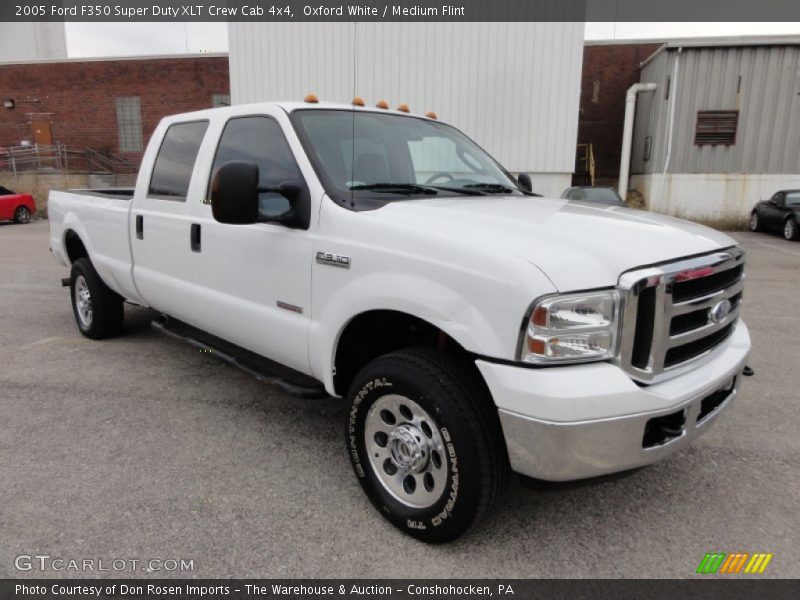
[316,251,351,269]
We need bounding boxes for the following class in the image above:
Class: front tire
[784,218,799,241]
[13,206,31,224]
[70,258,124,339]
[345,348,508,543]
[749,211,761,232]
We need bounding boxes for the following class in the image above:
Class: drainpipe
[618,82,657,200]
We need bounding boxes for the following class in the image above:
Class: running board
[151,317,328,399]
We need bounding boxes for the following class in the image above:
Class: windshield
[291,109,524,207]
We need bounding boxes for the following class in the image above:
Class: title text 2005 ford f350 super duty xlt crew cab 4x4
[49,100,751,542]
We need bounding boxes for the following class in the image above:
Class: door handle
[135,215,143,239]
[190,223,201,253]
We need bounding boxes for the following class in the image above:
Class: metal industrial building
[0,23,66,61]
[630,36,800,225]
[227,23,584,197]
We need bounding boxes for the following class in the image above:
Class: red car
[0,186,35,224]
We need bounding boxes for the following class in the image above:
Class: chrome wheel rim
[17,207,30,223]
[785,220,794,240]
[74,275,93,328]
[750,213,758,230]
[364,394,447,508]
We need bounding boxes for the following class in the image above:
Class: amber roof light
[376,100,389,109]
[304,93,319,104]
[397,103,410,113]
[425,111,438,120]
[352,96,365,106]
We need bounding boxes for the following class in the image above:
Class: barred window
[211,94,231,108]
[695,110,738,146]
[116,96,143,152]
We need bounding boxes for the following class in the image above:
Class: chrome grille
[617,247,745,384]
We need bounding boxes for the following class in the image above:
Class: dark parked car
[749,190,800,241]
[561,186,624,206]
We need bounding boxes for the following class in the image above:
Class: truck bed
[48,189,143,304]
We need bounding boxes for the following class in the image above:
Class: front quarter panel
[308,197,557,393]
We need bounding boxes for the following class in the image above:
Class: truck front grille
[617,247,745,384]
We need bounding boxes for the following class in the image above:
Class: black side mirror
[517,172,532,193]
[211,161,260,224]
[211,161,306,227]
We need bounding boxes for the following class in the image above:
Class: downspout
[618,82,657,200]
[653,47,682,209]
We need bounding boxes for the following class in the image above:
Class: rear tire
[13,206,31,224]
[70,258,124,339]
[345,348,509,543]
[749,211,761,232]
[784,218,799,241]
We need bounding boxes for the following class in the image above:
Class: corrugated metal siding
[228,22,583,174]
[633,44,800,175]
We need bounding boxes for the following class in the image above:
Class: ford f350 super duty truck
[49,100,751,542]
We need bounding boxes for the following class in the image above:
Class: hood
[370,196,737,291]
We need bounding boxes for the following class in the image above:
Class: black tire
[13,206,31,224]
[70,258,124,339]
[784,218,800,241]
[749,211,761,232]
[345,348,509,543]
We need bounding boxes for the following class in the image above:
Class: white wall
[0,23,67,61]
[631,173,800,225]
[228,22,583,190]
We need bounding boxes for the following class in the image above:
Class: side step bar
[151,316,328,399]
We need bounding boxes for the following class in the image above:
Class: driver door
[762,192,785,230]
[185,111,315,375]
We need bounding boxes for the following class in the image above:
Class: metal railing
[0,144,138,176]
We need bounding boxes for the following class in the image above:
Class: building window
[694,110,738,146]
[643,136,652,162]
[212,94,231,108]
[116,96,143,152]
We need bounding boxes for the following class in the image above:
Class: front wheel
[13,206,31,224]
[784,219,799,241]
[345,348,509,543]
[749,211,761,232]
[70,258,124,339]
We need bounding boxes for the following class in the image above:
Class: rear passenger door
[131,120,209,319]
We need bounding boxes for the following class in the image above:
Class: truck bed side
[48,189,143,304]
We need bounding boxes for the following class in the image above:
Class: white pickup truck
[49,100,751,542]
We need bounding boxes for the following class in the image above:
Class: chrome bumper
[479,320,750,482]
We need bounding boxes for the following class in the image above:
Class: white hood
[371,196,737,291]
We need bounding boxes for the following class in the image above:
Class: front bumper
[476,320,751,481]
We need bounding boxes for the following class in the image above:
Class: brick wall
[576,42,662,185]
[0,55,229,168]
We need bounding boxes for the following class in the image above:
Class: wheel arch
[64,228,89,264]
[331,309,474,397]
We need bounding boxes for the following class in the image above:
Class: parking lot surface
[1,221,798,578]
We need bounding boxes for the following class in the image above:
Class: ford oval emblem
[710,299,732,323]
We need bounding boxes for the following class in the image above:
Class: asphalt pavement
[1,221,798,578]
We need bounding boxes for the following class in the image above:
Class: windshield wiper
[349,183,439,195]
[463,183,517,194]
[428,186,486,196]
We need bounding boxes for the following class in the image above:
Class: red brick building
[576,41,662,185]
[0,54,230,168]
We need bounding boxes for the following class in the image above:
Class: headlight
[519,290,621,364]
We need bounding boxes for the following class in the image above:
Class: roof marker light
[397,103,410,113]
[425,111,438,120]
[304,93,319,104]
[352,96,365,106]
[376,100,389,109]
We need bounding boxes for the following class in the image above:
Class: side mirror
[517,172,533,193]
[211,161,303,227]
[210,161,260,225]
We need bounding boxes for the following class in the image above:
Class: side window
[148,121,209,201]
[786,192,800,207]
[772,193,785,206]
[208,116,302,217]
